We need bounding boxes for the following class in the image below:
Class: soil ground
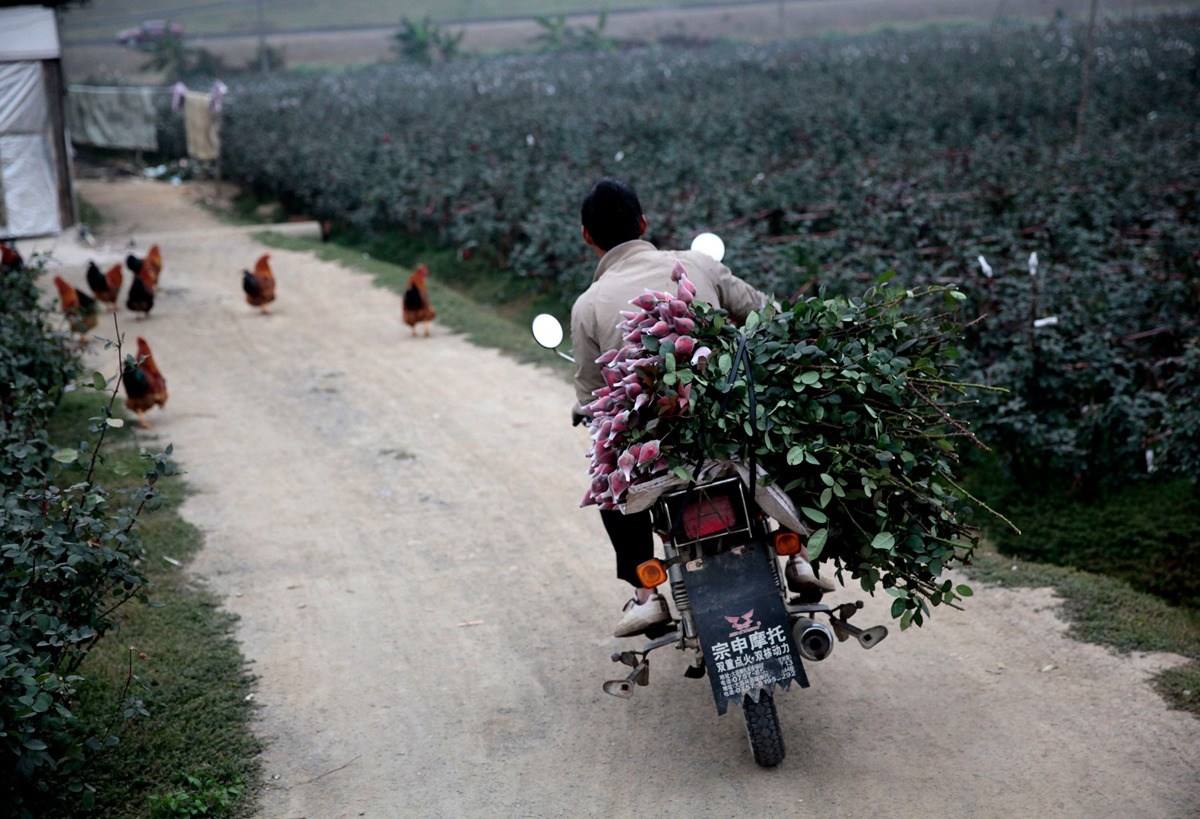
[27,177,1199,817]
[61,0,1199,82]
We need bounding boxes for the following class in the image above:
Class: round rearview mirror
[531,313,565,350]
[691,232,725,262]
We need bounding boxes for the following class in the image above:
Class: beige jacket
[570,240,766,411]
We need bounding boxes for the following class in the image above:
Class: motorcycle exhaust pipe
[602,679,634,699]
[792,617,835,662]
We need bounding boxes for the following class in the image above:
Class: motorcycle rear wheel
[743,691,786,767]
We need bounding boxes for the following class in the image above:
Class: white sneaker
[785,557,837,594]
[613,593,671,638]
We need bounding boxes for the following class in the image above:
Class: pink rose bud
[609,471,631,496]
[648,321,671,338]
[596,349,619,365]
[617,450,636,478]
[631,293,659,310]
[674,336,695,357]
[671,261,688,282]
[673,317,695,334]
[637,440,661,464]
[669,299,689,317]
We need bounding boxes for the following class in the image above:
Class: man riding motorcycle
[568,178,835,638]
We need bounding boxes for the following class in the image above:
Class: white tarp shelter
[0,5,75,239]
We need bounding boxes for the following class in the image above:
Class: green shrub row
[219,16,1200,491]
[0,255,169,812]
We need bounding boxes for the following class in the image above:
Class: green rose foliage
[626,278,994,628]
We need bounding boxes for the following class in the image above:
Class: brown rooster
[242,253,276,313]
[53,276,100,334]
[402,264,435,337]
[126,268,155,319]
[121,337,168,428]
[86,261,123,311]
[127,243,163,287]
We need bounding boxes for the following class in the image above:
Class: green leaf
[955,584,974,597]
[105,418,124,428]
[91,372,107,391]
[871,531,895,551]
[786,445,806,466]
[819,487,832,507]
[801,506,827,524]
[52,448,78,464]
[671,466,693,482]
[890,598,906,618]
[799,371,820,386]
[806,527,828,559]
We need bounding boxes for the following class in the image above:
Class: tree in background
[393,16,464,66]
[533,12,613,53]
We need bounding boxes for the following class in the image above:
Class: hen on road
[242,253,276,314]
[53,275,99,335]
[86,261,123,311]
[402,264,435,337]
[122,337,169,428]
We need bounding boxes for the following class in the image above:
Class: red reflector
[682,495,737,539]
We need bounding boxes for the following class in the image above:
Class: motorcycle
[532,308,888,767]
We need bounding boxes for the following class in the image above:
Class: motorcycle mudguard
[686,542,808,715]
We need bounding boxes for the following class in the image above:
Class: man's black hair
[581,178,644,252]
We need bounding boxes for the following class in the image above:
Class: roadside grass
[44,388,260,817]
[256,224,1199,717]
[77,195,106,232]
[965,541,1200,715]
[968,461,1200,610]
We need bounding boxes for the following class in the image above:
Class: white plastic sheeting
[0,134,57,237]
[0,7,60,61]
[0,62,47,132]
[68,85,160,151]
[0,60,59,237]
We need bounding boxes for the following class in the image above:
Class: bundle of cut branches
[583,262,1008,627]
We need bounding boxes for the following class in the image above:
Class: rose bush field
[220,15,1199,490]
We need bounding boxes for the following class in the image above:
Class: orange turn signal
[772,531,802,556]
[636,558,668,589]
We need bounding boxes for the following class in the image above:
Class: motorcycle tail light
[682,494,738,539]
[636,558,668,588]
[772,531,802,556]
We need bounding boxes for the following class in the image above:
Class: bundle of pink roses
[581,262,711,509]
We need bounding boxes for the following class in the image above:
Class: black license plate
[687,542,808,715]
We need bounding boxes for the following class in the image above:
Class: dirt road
[36,179,1198,817]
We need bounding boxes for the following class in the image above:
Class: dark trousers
[599,508,655,587]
